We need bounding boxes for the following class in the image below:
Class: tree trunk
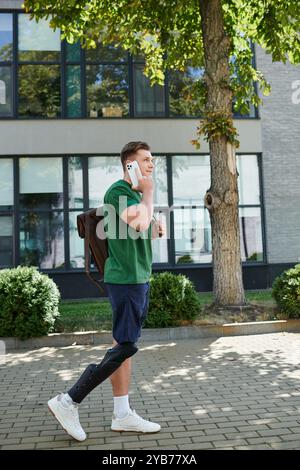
[199,0,246,305]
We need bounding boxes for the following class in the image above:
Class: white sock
[61,393,76,407]
[113,395,130,419]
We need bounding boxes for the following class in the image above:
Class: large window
[18,16,61,117]
[19,157,64,268]
[237,155,263,261]
[0,157,13,209]
[86,64,129,118]
[172,154,263,264]
[0,11,258,119]
[18,16,60,62]
[0,153,263,270]
[86,42,129,118]
[68,156,84,267]
[172,155,211,264]
[133,54,165,117]
[169,67,204,117]
[88,156,123,207]
[151,156,169,263]
[0,215,13,267]
[19,157,63,209]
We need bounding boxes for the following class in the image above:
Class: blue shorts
[105,282,150,344]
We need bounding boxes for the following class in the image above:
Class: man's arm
[121,187,154,232]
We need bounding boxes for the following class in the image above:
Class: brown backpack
[77,207,108,294]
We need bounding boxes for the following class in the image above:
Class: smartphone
[126,160,142,188]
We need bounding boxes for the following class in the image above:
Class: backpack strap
[84,212,106,295]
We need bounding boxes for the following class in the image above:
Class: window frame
[0,152,266,272]
[0,9,259,120]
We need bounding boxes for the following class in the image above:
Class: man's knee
[98,341,137,368]
[110,341,138,360]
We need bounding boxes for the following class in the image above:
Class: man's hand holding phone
[132,168,153,193]
[126,160,153,193]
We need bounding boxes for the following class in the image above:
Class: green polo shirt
[103,179,152,284]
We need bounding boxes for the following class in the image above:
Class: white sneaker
[111,409,161,433]
[48,393,86,441]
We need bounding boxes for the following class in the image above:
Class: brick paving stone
[1,333,300,450]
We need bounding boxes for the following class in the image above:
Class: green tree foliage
[24,0,300,118]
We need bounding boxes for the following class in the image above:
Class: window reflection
[1,13,260,120]
[152,210,168,263]
[0,158,13,209]
[18,65,61,117]
[240,207,263,262]
[0,215,13,268]
[133,64,165,117]
[174,206,263,264]
[69,156,84,209]
[0,13,13,61]
[89,156,122,207]
[19,157,63,209]
[152,156,168,206]
[0,66,12,116]
[85,42,127,62]
[66,65,81,117]
[69,211,84,268]
[66,41,81,62]
[172,155,263,264]
[18,15,60,62]
[86,65,129,117]
[237,154,260,205]
[172,155,210,205]
[174,208,212,264]
[20,211,64,269]
[169,67,204,117]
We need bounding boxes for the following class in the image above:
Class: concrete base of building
[46,262,298,299]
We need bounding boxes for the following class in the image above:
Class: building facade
[0,2,299,298]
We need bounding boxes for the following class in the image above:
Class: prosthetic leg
[67,342,138,403]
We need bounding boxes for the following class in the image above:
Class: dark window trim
[13,155,19,266]
[63,156,70,269]
[166,155,175,265]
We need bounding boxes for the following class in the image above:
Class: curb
[1,319,300,352]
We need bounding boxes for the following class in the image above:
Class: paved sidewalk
[1,332,300,450]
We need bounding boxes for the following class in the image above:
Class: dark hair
[120,141,150,170]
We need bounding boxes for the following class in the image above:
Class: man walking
[48,142,163,441]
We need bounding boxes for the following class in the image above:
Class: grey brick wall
[255,45,300,264]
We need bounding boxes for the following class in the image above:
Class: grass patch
[54,289,286,333]
[55,300,112,333]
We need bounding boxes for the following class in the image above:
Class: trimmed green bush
[177,255,193,264]
[0,266,61,339]
[144,272,201,328]
[272,264,300,317]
